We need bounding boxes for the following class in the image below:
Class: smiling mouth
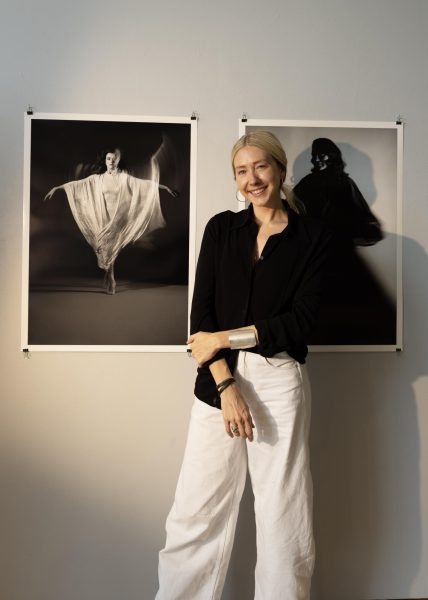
[248,186,267,197]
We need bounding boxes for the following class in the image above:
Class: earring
[236,190,246,203]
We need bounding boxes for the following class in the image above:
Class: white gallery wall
[1,1,427,599]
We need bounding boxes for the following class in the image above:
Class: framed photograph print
[21,113,197,351]
[239,119,403,351]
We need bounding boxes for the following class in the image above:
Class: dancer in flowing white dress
[44,146,178,294]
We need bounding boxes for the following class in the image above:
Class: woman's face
[105,151,120,173]
[234,145,284,208]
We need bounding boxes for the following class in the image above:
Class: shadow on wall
[308,235,426,600]
[224,235,425,600]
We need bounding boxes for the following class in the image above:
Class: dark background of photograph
[26,119,191,346]
[29,119,191,287]
[247,123,399,347]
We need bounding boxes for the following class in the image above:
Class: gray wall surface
[1,1,427,599]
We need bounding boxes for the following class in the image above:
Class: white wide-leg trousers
[156,351,315,600]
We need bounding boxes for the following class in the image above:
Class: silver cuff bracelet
[229,329,257,350]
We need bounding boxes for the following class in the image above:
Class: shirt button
[260,255,264,261]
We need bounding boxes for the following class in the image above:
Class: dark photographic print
[21,113,197,350]
[239,119,403,350]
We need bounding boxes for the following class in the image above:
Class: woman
[156,131,330,599]
[44,147,177,294]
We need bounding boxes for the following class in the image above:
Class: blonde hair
[231,130,302,214]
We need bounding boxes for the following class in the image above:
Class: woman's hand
[187,331,225,366]
[187,327,258,366]
[220,384,254,441]
[44,186,58,201]
[159,184,179,197]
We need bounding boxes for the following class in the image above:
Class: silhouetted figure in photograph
[294,138,396,345]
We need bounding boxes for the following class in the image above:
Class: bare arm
[129,176,179,197]
[187,327,258,441]
[208,358,255,441]
[186,326,258,366]
[44,174,95,201]
[159,183,179,197]
[44,185,65,201]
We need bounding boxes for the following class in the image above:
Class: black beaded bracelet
[216,377,236,396]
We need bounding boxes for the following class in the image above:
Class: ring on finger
[231,425,240,435]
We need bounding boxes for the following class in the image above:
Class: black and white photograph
[239,119,403,350]
[21,113,197,350]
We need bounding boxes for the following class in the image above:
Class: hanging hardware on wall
[26,105,34,115]
[22,348,31,359]
[395,114,403,354]
[191,111,198,120]
[241,113,248,122]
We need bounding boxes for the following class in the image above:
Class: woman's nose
[248,168,260,183]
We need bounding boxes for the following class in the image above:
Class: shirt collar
[230,200,296,236]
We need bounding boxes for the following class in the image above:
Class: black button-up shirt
[190,203,330,406]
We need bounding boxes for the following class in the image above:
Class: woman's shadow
[224,233,424,600]
[292,140,423,597]
[308,231,425,599]
[224,140,423,599]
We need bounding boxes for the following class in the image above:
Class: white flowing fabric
[63,157,165,270]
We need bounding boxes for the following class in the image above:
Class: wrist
[215,331,230,349]
[216,377,235,396]
[209,358,232,383]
